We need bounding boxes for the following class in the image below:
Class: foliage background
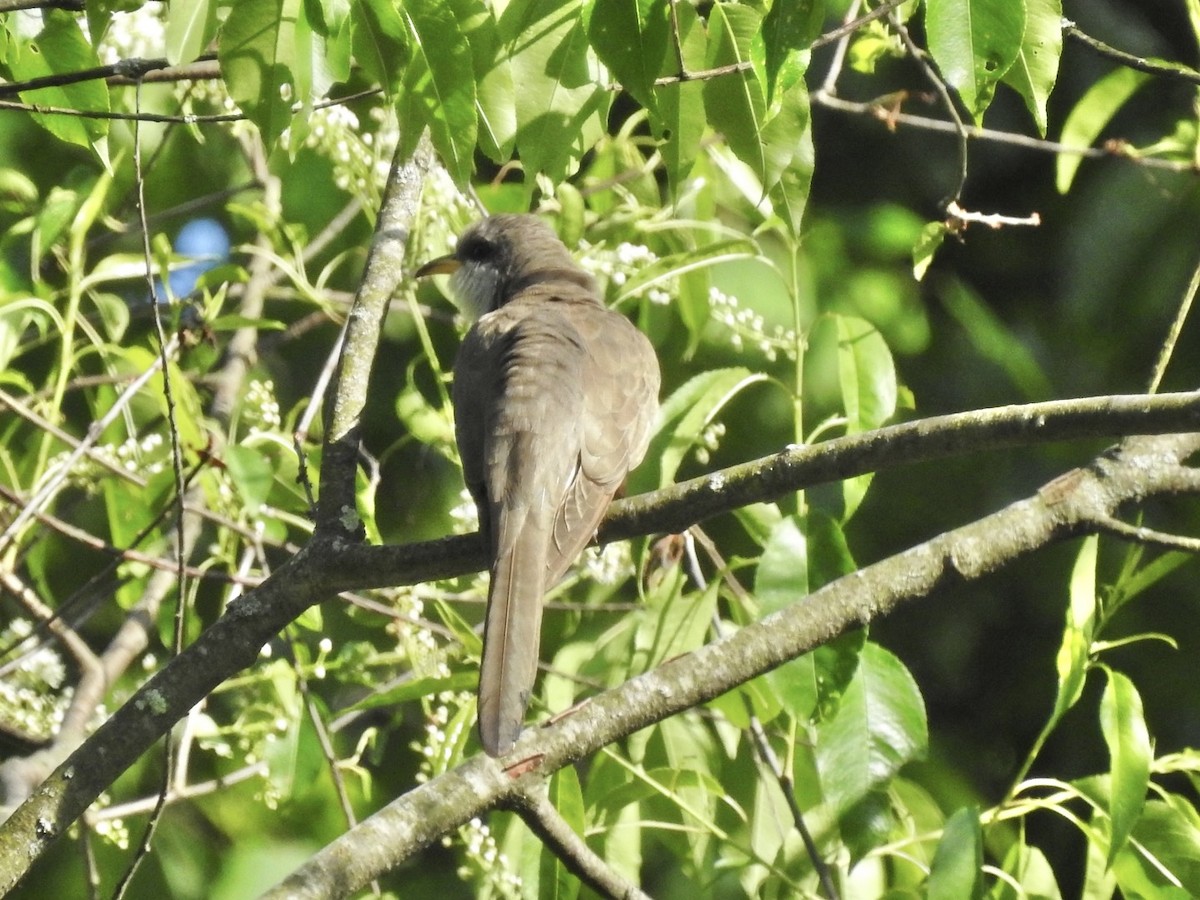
[1,0,1200,897]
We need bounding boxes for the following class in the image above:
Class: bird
[415,214,661,757]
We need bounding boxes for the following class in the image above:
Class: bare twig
[1065,22,1200,85]
[682,532,839,900]
[811,92,1200,174]
[1094,516,1200,552]
[1147,252,1200,393]
[886,7,968,201]
[110,82,197,897]
[514,790,651,900]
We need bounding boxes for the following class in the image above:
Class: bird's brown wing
[545,300,661,585]
[455,294,589,756]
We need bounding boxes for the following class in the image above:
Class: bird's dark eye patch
[458,234,497,263]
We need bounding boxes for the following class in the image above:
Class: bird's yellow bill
[414,254,461,278]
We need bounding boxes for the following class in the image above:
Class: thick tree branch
[314,132,434,535]
[1,385,1198,890]
[264,433,1200,897]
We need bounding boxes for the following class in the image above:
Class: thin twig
[683,531,839,900]
[514,789,652,900]
[1146,252,1200,393]
[886,7,968,201]
[811,92,1200,173]
[0,336,179,555]
[1094,516,1200,552]
[811,0,907,51]
[1065,23,1200,85]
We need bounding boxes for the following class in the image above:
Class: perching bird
[416,215,660,757]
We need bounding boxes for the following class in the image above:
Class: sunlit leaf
[1056,67,1149,193]
[1001,0,1062,136]
[925,0,1025,119]
[815,641,928,817]
[1053,535,1098,722]
[584,0,669,115]
[1101,669,1151,864]
[499,0,610,182]
[400,0,477,184]
[7,11,109,151]
[220,0,309,148]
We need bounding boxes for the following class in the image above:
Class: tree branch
[1,382,1198,890]
[514,790,651,900]
[263,433,1200,897]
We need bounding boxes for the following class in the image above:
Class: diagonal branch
[1,384,1199,890]
[262,433,1200,898]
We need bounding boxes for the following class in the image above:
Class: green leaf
[913,221,948,280]
[306,0,351,36]
[1112,798,1200,896]
[836,314,897,434]
[632,559,716,672]
[756,516,862,719]
[8,10,109,151]
[656,0,706,194]
[996,840,1063,900]
[925,0,1025,119]
[541,767,585,900]
[761,80,813,238]
[628,366,768,492]
[351,0,409,98]
[220,0,309,148]
[753,0,822,104]
[166,0,217,65]
[703,4,767,181]
[395,384,455,450]
[815,641,928,817]
[446,0,516,161]
[1052,535,1098,722]
[583,0,669,115]
[928,806,984,900]
[400,0,478,185]
[756,515,808,614]
[1100,669,1151,864]
[345,671,478,711]
[499,0,611,182]
[225,444,275,513]
[1001,0,1062,136]
[1056,67,1149,193]
[206,315,287,332]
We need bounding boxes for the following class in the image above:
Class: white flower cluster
[708,286,800,362]
[43,431,168,490]
[693,421,726,466]
[299,104,398,196]
[448,487,480,534]
[449,817,523,896]
[581,541,634,586]
[580,241,673,306]
[241,379,282,434]
[0,619,70,743]
[91,809,131,850]
[96,2,166,66]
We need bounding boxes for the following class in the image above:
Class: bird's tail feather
[477,512,546,757]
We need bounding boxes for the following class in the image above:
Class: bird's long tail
[477,508,547,757]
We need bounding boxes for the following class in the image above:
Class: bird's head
[415,214,594,317]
